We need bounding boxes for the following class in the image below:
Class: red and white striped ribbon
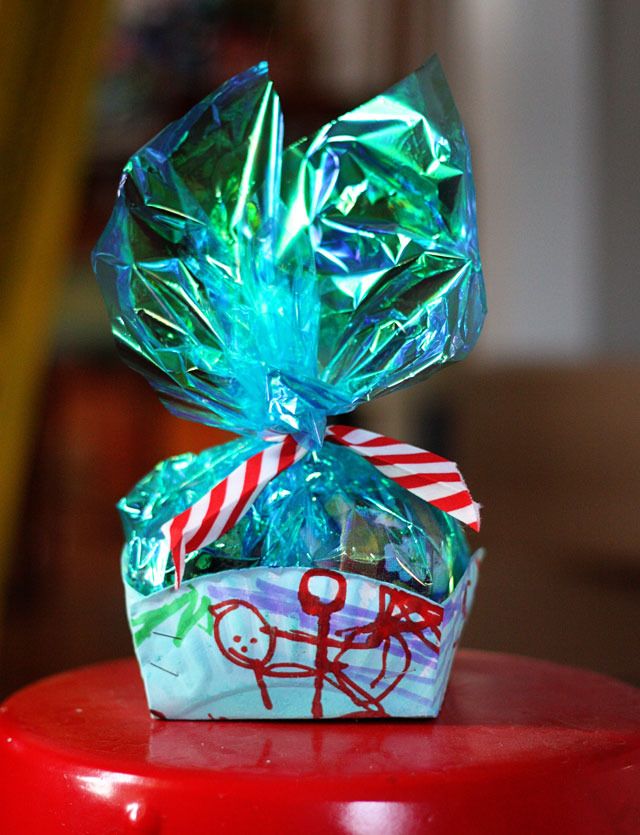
[161,435,306,588]
[326,425,480,531]
[163,425,480,587]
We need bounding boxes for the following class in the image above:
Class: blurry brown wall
[453,363,640,685]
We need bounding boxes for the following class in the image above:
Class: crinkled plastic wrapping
[121,439,471,600]
[93,56,486,718]
[93,56,485,451]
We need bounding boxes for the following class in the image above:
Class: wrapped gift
[93,56,486,719]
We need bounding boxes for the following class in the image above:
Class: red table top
[1,650,639,834]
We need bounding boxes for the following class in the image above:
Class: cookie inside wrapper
[93,56,486,719]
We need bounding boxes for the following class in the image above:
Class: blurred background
[1,0,639,698]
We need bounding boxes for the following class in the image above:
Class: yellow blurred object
[0,0,111,613]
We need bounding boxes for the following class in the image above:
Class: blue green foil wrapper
[93,57,486,719]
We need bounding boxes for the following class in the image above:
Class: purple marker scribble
[206,567,444,718]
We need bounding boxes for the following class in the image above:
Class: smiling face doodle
[209,600,276,670]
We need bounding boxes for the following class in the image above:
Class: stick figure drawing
[209,568,444,718]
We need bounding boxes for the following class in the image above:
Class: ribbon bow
[163,425,480,588]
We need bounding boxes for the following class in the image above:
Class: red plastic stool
[1,650,638,834]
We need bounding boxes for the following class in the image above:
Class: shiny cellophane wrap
[93,56,486,718]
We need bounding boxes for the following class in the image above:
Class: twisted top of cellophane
[93,57,485,451]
